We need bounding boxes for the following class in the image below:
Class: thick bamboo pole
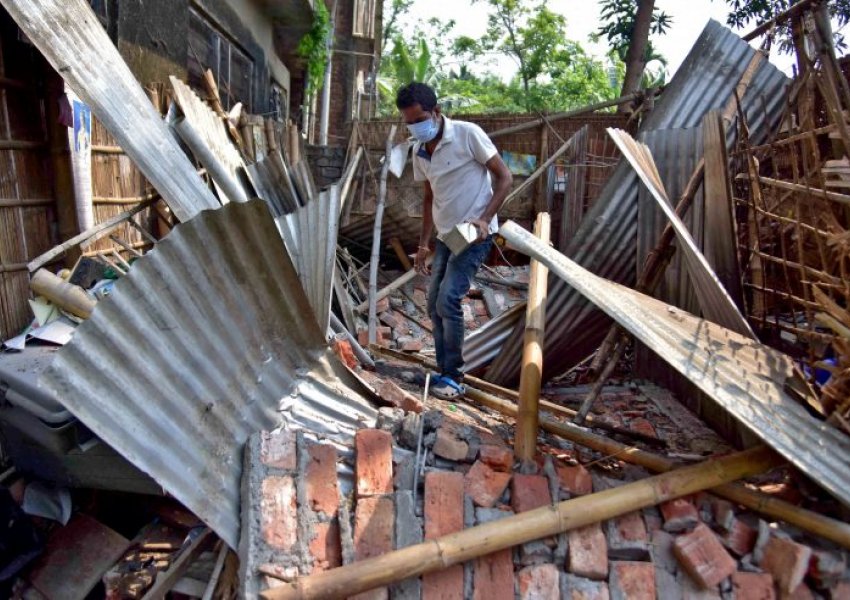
[260,447,780,600]
[464,387,850,550]
[516,212,551,461]
[30,269,97,319]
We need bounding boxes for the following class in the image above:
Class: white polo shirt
[412,117,499,236]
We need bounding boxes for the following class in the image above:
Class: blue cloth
[427,236,493,381]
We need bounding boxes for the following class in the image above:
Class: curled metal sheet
[499,219,850,508]
[41,200,377,548]
[481,20,790,384]
[248,150,302,217]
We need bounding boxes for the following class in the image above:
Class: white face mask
[406,113,440,143]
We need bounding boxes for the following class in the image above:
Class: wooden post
[534,125,548,213]
[463,386,850,550]
[260,447,780,600]
[367,125,397,345]
[390,237,412,270]
[30,268,97,319]
[516,212,550,461]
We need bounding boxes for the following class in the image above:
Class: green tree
[381,0,414,51]
[722,0,850,52]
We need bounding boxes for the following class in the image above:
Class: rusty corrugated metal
[481,20,789,384]
[499,219,850,508]
[41,200,377,549]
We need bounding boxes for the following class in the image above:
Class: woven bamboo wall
[0,30,57,341]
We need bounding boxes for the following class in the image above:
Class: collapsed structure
[0,0,849,598]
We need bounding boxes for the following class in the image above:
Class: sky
[399,0,805,81]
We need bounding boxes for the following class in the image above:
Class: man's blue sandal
[430,375,466,400]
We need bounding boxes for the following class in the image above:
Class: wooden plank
[702,111,743,307]
[27,197,157,272]
[0,0,219,222]
[142,528,215,600]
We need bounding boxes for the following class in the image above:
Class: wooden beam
[27,197,157,272]
[142,528,214,600]
[0,0,219,222]
[260,447,780,599]
[738,173,850,205]
[516,212,550,461]
[389,237,412,271]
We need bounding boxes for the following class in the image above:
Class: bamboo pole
[27,197,158,272]
[357,267,415,314]
[389,237,413,270]
[260,447,780,600]
[30,269,97,319]
[464,386,850,550]
[503,132,578,209]
[516,212,550,461]
[367,125,397,345]
[487,92,647,139]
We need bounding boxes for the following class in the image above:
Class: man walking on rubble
[396,82,513,400]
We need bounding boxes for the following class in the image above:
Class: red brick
[673,523,737,588]
[358,328,388,348]
[376,379,423,413]
[353,496,394,560]
[660,498,700,532]
[828,580,850,599]
[731,572,775,600]
[260,429,296,470]
[376,296,390,313]
[305,443,339,517]
[628,418,657,439]
[718,518,756,557]
[613,511,648,542]
[465,460,511,508]
[331,336,358,369]
[473,549,514,600]
[308,521,342,572]
[558,465,593,496]
[379,310,406,332]
[424,472,464,600]
[355,429,393,498]
[518,564,561,600]
[433,427,469,461]
[474,300,488,317]
[398,336,424,353]
[760,536,812,596]
[260,476,297,551]
[511,474,551,513]
[568,523,608,580]
[413,288,427,308]
[609,561,655,600]
[479,444,514,472]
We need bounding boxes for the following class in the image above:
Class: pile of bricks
[240,402,850,599]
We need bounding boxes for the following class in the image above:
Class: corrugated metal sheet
[169,77,250,205]
[481,20,789,384]
[608,128,754,337]
[247,150,302,216]
[41,200,377,549]
[0,0,220,222]
[499,220,850,508]
[340,200,423,256]
[276,184,341,331]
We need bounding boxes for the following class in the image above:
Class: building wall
[113,0,291,115]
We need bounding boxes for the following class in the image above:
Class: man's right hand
[415,245,430,275]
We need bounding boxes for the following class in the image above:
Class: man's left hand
[468,218,490,242]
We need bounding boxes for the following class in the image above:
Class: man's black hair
[395,82,438,111]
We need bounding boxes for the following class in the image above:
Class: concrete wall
[114,0,291,115]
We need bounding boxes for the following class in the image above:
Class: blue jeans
[427,236,493,381]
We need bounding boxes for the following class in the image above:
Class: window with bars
[352,0,376,39]
[187,7,254,112]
